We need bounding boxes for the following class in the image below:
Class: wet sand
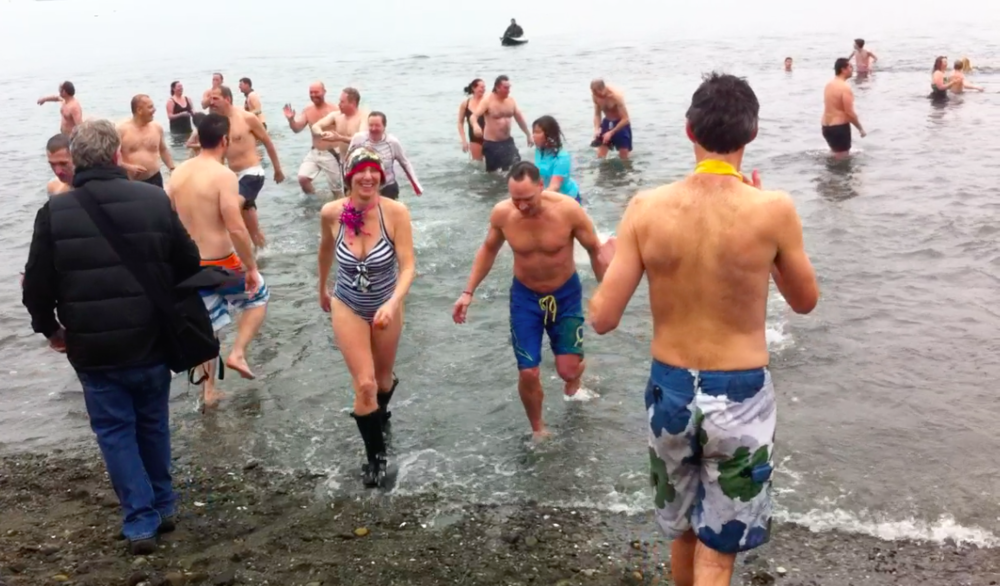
[2,450,998,586]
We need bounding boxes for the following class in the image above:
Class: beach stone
[305,582,322,586]
[631,570,643,583]
[776,566,788,576]
[524,536,538,547]
[163,572,187,586]
[128,571,150,586]
[52,575,70,583]
[186,572,209,584]
[7,562,26,574]
[353,527,369,537]
[133,557,149,567]
[211,569,236,585]
[40,544,61,555]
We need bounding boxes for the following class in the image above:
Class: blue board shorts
[237,166,266,210]
[646,359,777,554]
[509,273,584,370]
[198,254,270,332]
[599,118,633,152]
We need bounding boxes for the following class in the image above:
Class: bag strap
[74,183,176,318]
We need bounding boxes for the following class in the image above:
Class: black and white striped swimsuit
[333,204,397,322]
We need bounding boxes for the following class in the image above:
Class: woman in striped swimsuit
[317,147,416,488]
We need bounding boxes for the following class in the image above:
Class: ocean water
[2,0,1000,548]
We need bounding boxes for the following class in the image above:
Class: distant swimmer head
[130,94,155,120]
[209,85,233,113]
[834,57,852,78]
[170,81,184,96]
[344,147,386,198]
[464,78,485,97]
[309,81,326,105]
[340,87,361,114]
[212,72,224,87]
[933,56,948,72]
[506,161,544,216]
[368,111,387,140]
[238,77,253,95]
[59,81,75,98]
[532,115,563,153]
[685,72,759,155]
[784,57,793,71]
[590,78,608,97]
[493,75,511,98]
[69,119,122,169]
[962,57,972,72]
[953,59,965,71]
[854,38,865,49]
[511,18,516,24]
[46,134,73,183]
[197,113,230,151]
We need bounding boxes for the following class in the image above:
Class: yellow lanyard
[693,160,745,181]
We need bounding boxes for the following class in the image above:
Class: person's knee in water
[317,147,416,487]
[453,161,614,439]
[588,72,819,586]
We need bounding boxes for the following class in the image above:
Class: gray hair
[69,119,121,168]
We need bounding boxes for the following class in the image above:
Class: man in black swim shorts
[470,75,532,173]
[821,58,866,156]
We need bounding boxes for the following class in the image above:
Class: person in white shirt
[348,112,422,199]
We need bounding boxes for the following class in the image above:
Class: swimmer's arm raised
[771,195,819,314]
[317,204,339,297]
[387,206,416,305]
[37,95,61,105]
[842,89,864,134]
[588,196,645,335]
[571,205,607,281]
[463,208,507,295]
[201,91,211,110]
[220,173,257,272]
[285,107,308,133]
[157,124,175,171]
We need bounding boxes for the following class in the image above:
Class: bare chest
[505,221,573,255]
[122,126,160,152]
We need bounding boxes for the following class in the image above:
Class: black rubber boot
[352,411,387,488]
[377,375,399,432]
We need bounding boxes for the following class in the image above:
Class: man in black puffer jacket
[22,119,201,556]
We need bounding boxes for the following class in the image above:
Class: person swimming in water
[784,57,793,72]
[949,59,983,94]
[458,78,487,162]
[931,56,959,100]
[848,38,878,75]
[532,115,581,204]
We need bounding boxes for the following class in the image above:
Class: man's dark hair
[239,77,252,87]
[343,87,361,105]
[834,58,851,75]
[506,161,541,183]
[60,81,75,97]
[369,111,387,125]
[954,59,964,70]
[192,112,207,127]
[130,94,149,114]
[493,75,510,92]
[219,85,233,102]
[785,56,792,61]
[198,113,230,149]
[685,73,759,154]
[46,133,70,153]
[854,38,865,48]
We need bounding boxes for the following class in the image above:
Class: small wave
[564,386,600,402]
[775,508,999,548]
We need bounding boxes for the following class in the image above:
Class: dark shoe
[377,375,399,432]
[361,455,388,488]
[158,515,176,534]
[129,537,157,555]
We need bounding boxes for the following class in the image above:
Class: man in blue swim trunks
[589,73,819,584]
[590,79,632,160]
[453,161,615,439]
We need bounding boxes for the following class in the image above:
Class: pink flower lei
[340,200,374,242]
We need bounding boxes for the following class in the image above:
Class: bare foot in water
[564,378,581,397]
[225,353,256,380]
[531,428,551,443]
[202,388,226,411]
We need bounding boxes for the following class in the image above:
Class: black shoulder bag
[75,185,222,374]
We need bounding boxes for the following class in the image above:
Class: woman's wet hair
[685,72,759,155]
[464,78,483,95]
[170,81,181,94]
[933,56,947,72]
[532,115,563,154]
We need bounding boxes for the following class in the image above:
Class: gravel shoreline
[2,450,998,586]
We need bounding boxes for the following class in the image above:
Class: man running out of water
[588,72,819,586]
[311,87,369,170]
[201,72,224,110]
[822,58,866,157]
[469,75,532,173]
[452,161,614,439]
[284,82,343,197]
[318,148,416,488]
[348,112,423,200]
[949,59,984,93]
[166,114,267,409]
[590,79,632,160]
[848,38,877,75]
[37,81,83,136]
[45,134,74,195]
[239,77,266,129]
[118,95,175,188]
[190,86,285,247]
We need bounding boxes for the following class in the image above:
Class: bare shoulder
[381,197,411,223]
[489,200,513,227]
[753,188,799,221]
[320,199,346,222]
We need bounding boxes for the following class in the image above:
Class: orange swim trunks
[200,252,243,272]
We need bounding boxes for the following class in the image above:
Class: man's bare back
[167,156,245,261]
[119,119,168,181]
[612,176,816,370]
[822,78,853,126]
[494,192,586,292]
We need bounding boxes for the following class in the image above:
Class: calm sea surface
[2,0,1000,547]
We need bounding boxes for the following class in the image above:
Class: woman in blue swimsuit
[532,115,581,204]
[317,147,417,488]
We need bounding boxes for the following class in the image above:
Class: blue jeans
[77,363,175,541]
